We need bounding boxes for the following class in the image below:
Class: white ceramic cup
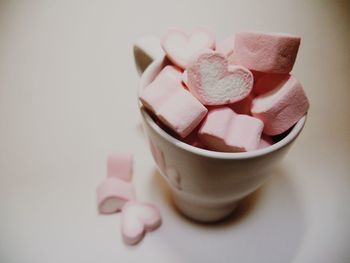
[136,51,307,222]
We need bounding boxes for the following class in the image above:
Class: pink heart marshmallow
[187,50,254,105]
[216,35,235,57]
[121,201,162,245]
[161,27,215,69]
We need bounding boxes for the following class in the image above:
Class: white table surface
[1,1,350,262]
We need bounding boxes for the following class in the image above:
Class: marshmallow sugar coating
[161,27,215,69]
[198,107,264,152]
[140,66,208,138]
[96,177,136,214]
[251,75,309,135]
[234,32,301,74]
[187,51,254,106]
[121,201,162,245]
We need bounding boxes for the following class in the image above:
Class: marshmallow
[140,66,208,138]
[253,73,290,95]
[229,93,253,115]
[161,27,215,69]
[187,50,254,105]
[251,70,265,83]
[107,153,133,181]
[182,70,189,88]
[251,75,309,135]
[121,201,162,245]
[216,35,235,57]
[182,128,206,149]
[258,135,273,149]
[227,52,236,65]
[160,64,183,80]
[96,177,136,214]
[234,32,301,74]
[198,107,263,152]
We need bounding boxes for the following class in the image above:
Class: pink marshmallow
[161,27,215,69]
[182,128,206,149]
[234,32,301,74]
[140,66,180,112]
[198,107,264,152]
[107,153,133,181]
[121,201,162,245]
[96,177,136,214]
[140,66,208,138]
[160,64,183,79]
[251,75,309,135]
[227,52,236,65]
[253,73,290,95]
[258,135,273,149]
[229,93,253,115]
[187,50,254,105]
[182,70,189,88]
[251,71,265,83]
[216,35,235,57]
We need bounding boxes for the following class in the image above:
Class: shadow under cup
[139,57,307,222]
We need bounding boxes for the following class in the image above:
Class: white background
[0,0,349,262]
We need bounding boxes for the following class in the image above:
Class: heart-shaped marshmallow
[216,35,235,57]
[161,27,215,69]
[187,50,254,105]
[121,201,162,245]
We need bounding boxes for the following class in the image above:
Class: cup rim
[139,57,307,160]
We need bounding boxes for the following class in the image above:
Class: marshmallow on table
[234,32,301,74]
[187,50,254,106]
[161,27,215,69]
[216,35,235,57]
[251,75,309,135]
[140,65,208,138]
[96,177,136,214]
[107,153,133,181]
[198,107,264,152]
[121,201,162,245]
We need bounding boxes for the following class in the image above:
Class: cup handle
[133,36,164,76]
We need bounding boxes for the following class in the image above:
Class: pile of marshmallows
[96,153,162,245]
[140,28,310,152]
